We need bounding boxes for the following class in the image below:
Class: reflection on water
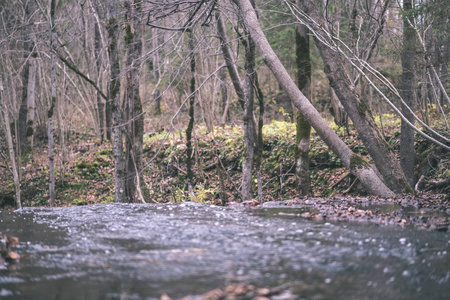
[0,203,449,299]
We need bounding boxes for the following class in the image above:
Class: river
[1,202,449,299]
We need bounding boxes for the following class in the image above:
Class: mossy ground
[0,116,448,208]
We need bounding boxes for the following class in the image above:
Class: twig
[343,178,359,194]
[331,171,351,188]
[415,175,425,192]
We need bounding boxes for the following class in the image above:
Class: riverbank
[1,121,448,232]
[249,194,449,231]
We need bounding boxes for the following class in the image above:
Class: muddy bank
[242,194,450,231]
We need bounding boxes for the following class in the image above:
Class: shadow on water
[1,203,449,299]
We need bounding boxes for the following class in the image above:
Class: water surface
[1,203,449,299]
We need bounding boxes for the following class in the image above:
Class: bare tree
[236,0,395,197]
[291,0,412,193]
[217,5,259,202]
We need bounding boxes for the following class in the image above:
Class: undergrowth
[0,117,448,208]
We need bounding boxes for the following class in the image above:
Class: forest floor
[0,118,449,231]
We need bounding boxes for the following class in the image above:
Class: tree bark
[26,45,36,150]
[219,67,229,123]
[123,0,145,203]
[216,11,245,108]
[131,1,146,203]
[0,81,21,209]
[330,87,347,127]
[94,20,105,142]
[152,27,162,116]
[237,0,395,197]
[91,0,112,141]
[241,13,256,202]
[18,2,33,156]
[217,8,258,201]
[400,0,417,187]
[48,0,57,207]
[254,73,264,202]
[301,0,412,194]
[106,0,125,203]
[186,32,196,193]
[295,6,311,195]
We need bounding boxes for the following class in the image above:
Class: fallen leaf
[256,288,270,296]
[160,293,171,300]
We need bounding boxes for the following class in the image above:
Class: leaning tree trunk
[400,0,417,187]
[216,11,245,108]
[294,5,311,195]
[237,0,395,197]
[106,0,125,203]
[300,0,412,194]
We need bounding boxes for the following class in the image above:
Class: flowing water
[0,203,449,299]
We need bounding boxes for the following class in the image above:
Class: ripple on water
[1,203,449,299]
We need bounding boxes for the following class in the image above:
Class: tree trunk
[186,32,196,193]
[241,18,256,202]
[123,0,145,203]
[294,7,311,195]
[18,2,33,156]
[254,73,264,202]
[106,0,125,203]
[0,81,21,209]
[237,0,395,197]
[152,27,162,116]
[216,11,245,108]
[301,0,412,194]
[219,67,229,123]
[105,92,112,141]
[330,87,347,127]
[56,67,67,184]
[91,0,112,141]
[26,45,36,150]
[94,21,105,142]
[48,0,57,207]
[131,0,146,203]
[400,0,417,187]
